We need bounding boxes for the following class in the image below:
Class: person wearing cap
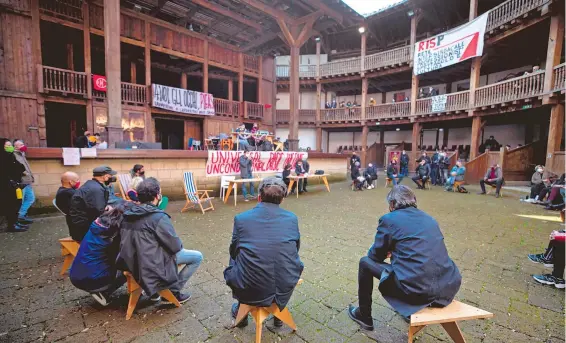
[224,177,303,328]
[69,166,117,241]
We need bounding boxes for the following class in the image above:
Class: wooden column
[130,62,137,83]
[468,0,481,115]
[144,20,153,142]
[83,1,93,134]
[470,116,485,159]
[31,0,46,146]
[316,127,322,152]
[411,122,421,171]
[543,14,565,104]
[288,45,300,151]
[316,40,321,80]
[546,104,565,166]
[238,53,244,103]
[361,77,368,121]
[181,73,187,89]
[203,41,209,93]
[361,125,369,166]
[315,81,321,134]
[409,13,420,117]
[228,79,233,101]
[66,44,74,70]
[104,0,122,146]
[442,128,449,149]
[257,57,263,103]
[360,31,367,76]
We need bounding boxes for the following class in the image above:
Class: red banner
[389,151,400,164]
[206,151,308,177]
[93,75,107,92]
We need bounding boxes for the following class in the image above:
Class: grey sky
[342,0,404,16]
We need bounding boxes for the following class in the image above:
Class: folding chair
[181,172,215,214]
[117,174,133,200]
[220,175,237,200]
[123,271,180,320]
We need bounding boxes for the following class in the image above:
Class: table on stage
[231,132,275,151]
[287,174,331,198]
[223,177,264,206]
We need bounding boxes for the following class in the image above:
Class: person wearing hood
[117,177,202,304]
[364,163,378,189]
[69,165,116,241]
[0,138,26,232]
[13,139,35,226]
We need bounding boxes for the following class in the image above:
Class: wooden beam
[277,18,296,46]
[295,17,316,47]
[295,9,323,26]
[470,116,484,159]
[203,41,209,93]
[241,31,280,52]
[304,0,343,25]
[238,0,294,24]
[486,16,548,46]
[130,61,137,83]
[543,14,564,104]
[411,122,421,170]
[546,104,565,166]
[190,0,262,32]
[150,0,168,16]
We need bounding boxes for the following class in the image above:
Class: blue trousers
[172,249,203,294]
[242,182,255,198]
[19,185,35,218]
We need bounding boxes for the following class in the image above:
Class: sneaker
[347,305,374,331]
[91,292,109,306]
[231,303,248,328]
[528,254,553,268]
[17,216,33,224]
[8,224,28,232]
[273,317,283,328]
[244,198,250,202]
[163,292,191,305]
[495,193,501,198]
[149,294,162,302]
[477,192,486,195]
[533,274,566,289]
[302,189,308,193]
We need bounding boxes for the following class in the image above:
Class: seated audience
[348,186,461,329]
[478,163,504,198]
[351,161,365,191]
[364,163,378,189]
[445,160,466,191]
[368,98,376,106]
[69,166,116,241]
[540,174,565,210]
[528,165,548,202]
[412,159,431,190]
[295,157,309,193]
[127,164,146,202]
[224,177,303,328]
[484,135,500,151]
[117,178,203,304]
[282,164,292,190]
[70,202,129,306]
[75,131,91,148]
[537,173,563,204]
[387,160,403,185]
[528,229,565,289]
[56,171,81,228]
[420,151,431,165]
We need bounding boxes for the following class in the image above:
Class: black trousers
[412,175,427,188]
[301,178,308,191]
[530,183,545,199]
[2,194,22,230]
[480,179,504,194]
[544,240,565,279]
[358,256,388,318]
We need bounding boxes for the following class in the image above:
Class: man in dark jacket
[224,177,303,328]
[364,163,378,189]
[478,163,504,198]
[351,161,364,190]
[294,159,307,194]
[348,185,461,330]
[400,150,409,176]
[117,177,203,304]
[69,166,116,241]
[239,150,255,201]
[386,160,403,185]
[420,151,431,165]
[295,157,310,192]
[430,149,440,185]
[412,159,431,190]
[350,152,361,170]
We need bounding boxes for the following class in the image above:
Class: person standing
[400,150,409,177]
[430,149,440,185]
[0,138,26,232]
[350,152,361,170]
[239,151,255,202]
[478,163,504,198]
[13,140,35,225]
[438,149,449,185]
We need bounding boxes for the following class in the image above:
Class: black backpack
[457,185,469,193]
[314,170,324,175]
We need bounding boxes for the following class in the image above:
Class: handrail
[39,0,83,22]
[121,82,147,104]
[41,65,87,96]
[276,65,317,78]
[214,98,240,117]
[553,63,565,92]
[244,101,264,119]
[276,109,290,123]
[486,0,547,32]
[276,109,316,123]
[366,102,410,119]
[320,56,361,78]
[321,107,361,122]
[364,45,411,71]
[475,70,545,107]
[415,91,470,115]
[243,55,259,73]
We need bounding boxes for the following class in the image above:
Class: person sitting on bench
[348,185,462,330]
[70,202,129,306]
[445,160,466,191]
[478,163,504,198]
[528,229,565,289]
[387,160,402,185]
[296,157,310,192]
[364,163,378,189]
[224,177,303,328]
[351,161,365,190]
[127,164,146,202]
[55,172,81,230]
[117,177,203,304]
[412,158,431,190]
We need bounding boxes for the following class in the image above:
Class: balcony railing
[365,46,411,71]
[321,108,361,122]
[276,109,290,123]
[39,65,87,96]
[486,0,547,32]
[214,98,240,117]
[553,63,565,92]
[475,70,545,107]
[39,0,83,22]
[275,65,317,78]
[366,102,410,120]
[244,101,264,119]
[320,57,361,78]
[275,109,317,123]
[121,82,147,105]
[244,55,259,73]
[415,91,470,115]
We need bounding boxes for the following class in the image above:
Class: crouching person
[348,185,461,330]
[224,177,303,328]
[70,202,129,306]
[117,177,203,304]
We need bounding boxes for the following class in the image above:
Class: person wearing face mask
[127,164,146,202]
[69,166,117,241]
[117,177,202,305]
[56,171,81,230]
[0,138,26,232]
[527,165,548,202]
[347,185,461,330]
[364,163,378,189]
[13,139,35,226]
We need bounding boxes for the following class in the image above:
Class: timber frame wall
[275,0,565,170]
[0,0,276,147]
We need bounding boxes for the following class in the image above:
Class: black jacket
[420,155,432,165]
[351,166,361,180]
[439,155,450,169]
[416,163,431,178]
[75,135,89,148]
[282,169,291,183]
[350,155,361,168]
[295,164,306,175]
[69,179,109,241]
[400,153,409,166]
[431,153,440,165]
[386,164,398,178]
[224,203,303,310]
[116,203,183,296]
[296,160,310,173]
[364,166,378,179]
[239,155,253,178]
[0,150,25,217]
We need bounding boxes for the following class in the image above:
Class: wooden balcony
[275,109,317,124]
[38,65,88,96]
[243,55,260,74]
[366,102,410,120]
[92,81,147,105]
[553,63,565,93]
[213,98,240,118]
[39,0,83,23]
[320,57,361,78]
[474,70,545,108]
[244,101,264,119]
[415,91,470,116]
[364,46,411,72]
[486,0,547,33]
[321,108,361,123]
[276,65,317,78]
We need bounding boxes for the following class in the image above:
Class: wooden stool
[385,178,392,188]
[123,271,181,320]
[59,237,80,276]
[424,178,432,190]
[486,185,503,197]
[560,209,565,223]
[452,181,465,192]
[235,304,297,343]
[408,300,493,343]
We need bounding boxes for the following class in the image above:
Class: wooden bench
[408,300,493,343]
[385,177,398,187]
[486,185,503,197]
[59,237,80,276]
[123,271,181,320]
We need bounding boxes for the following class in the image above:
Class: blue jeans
[173,249,203,294]
[242,182,255,198]
[19,185,35,218]
[391,176,403,185]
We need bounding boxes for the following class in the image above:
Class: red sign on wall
[93,75,107,92]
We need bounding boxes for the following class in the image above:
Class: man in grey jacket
[478,163,504,198]
[239,150,255,201]
[13,139,35,224]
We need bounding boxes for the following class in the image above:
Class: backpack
[457,185,469,193]
[314,170,324,175]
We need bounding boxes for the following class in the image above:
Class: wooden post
[104,0,122,146]
[67,44,74,70]
[499,146,506,170]
[130,62,137,83]
[181,73,187,89]
[316,81,321,132]
[361,77,368,121]
[360,31,366,76]
[144,20,153,142]
[257,57,263,103]
[470,116,485,160]
[316,40,321,80]
[361,125,369,165]
[228,79,233,101]
[543,14,565,104]
[288,45,300,151]
[238,53,244,102]
[546,104,565,166]
[203,41,209,93]
[469,0,478,20]
[316,127,322,152]
[83,0,93,135]
[31,0,46,146]
[442,128,449,149]
[409,13,420,117]
[411,122,421,171]
[468,0,481,115]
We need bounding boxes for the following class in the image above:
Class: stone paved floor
[0,179,564,343]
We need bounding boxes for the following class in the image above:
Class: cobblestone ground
[0,179,564,343]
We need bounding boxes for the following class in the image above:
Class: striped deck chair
[182,172,215,214]
[117,174,133,200]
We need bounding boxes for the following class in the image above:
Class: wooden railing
[121,82,147,104]
[276,109,290,123]
[553,63,565,92]
[415,91,470,115]
[120,13,145,42]
[486,0,547,32]
[321,108,361,122]
[214,98,240,117]
[244,102,264,119]
[320,57,360,77]
[299,110,316,123]
[475,71,545,107]
[243,55,259,73]
[366,102,410,119]
[364,46,411,71]
[39,0,83,22]
[39,65,87,96]
[276,65,317,78]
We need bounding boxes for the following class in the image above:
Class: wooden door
[184,119,202,150]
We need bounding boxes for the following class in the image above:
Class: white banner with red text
[206,151,308,177]
[152,84,215,115]
[414,12,488,75]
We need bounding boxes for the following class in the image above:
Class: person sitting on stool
[294,160,307,194]
[351,161,365,190]
[412,159,431,190]
[364,163,378,189]
[387,160,402,185]
[296,157,310,193]
[478,163,504,198]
